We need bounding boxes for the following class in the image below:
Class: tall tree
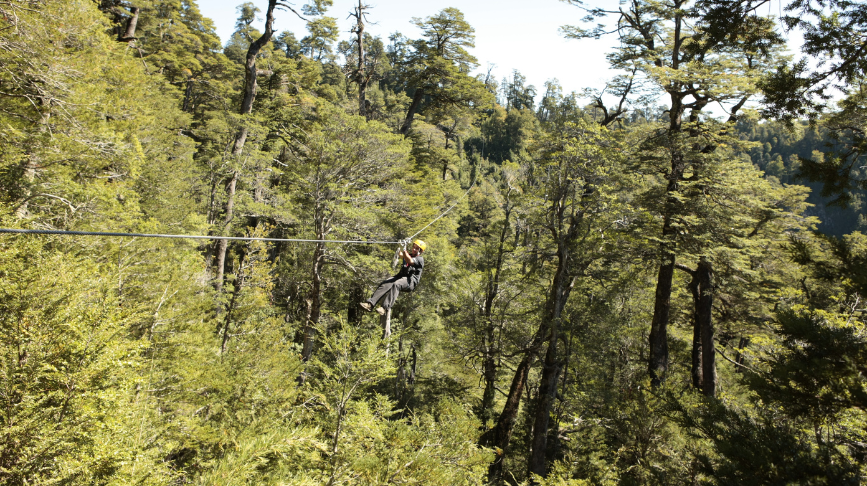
[759,0,867,121]
[389,8,493,135]
[526,116,633,478]
[563,0,784,386]
[349,1,372,117]
[214,0,308,291]
[280,107,411,362]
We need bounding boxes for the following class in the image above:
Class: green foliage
[3,1,867,485]
[301,16,339,61]
[676,397,862,485]
[0,236,148,484]
[386,9,494,134]
[761,0,867,121]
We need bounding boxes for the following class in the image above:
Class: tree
[757,0,867,121]
[796,87,867,211]
[388,8,494,135]
[0,236,150,485]
[662,131,814,396]
[674,232,867,484]
[301,16,339,61]
[345,1,378,118]
[213,0,311,292]
[526,116,634,478]
[563,0,785,386]
[502,70,536,112]
[279,107,411,363]
[224,2,262,63]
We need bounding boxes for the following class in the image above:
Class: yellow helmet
[413,239,427,252]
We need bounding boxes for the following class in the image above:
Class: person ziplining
[359,239,426,316]
[1,180,473,318]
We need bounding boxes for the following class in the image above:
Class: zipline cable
[0,176,478,245]
[403,175,477,243]
[0,228,401,244]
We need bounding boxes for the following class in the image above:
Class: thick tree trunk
[215,172,238,292]
[649,251,675,386]
[683,258,715,394]
[646,1,686,384]
[688,269,703,390]
[529,337,562,478]
[400,88,425,135]
[697,258,716,397]
[118,7,139,41]
[648,90,685,386]
[232,127,249,156]
[529,242,574,478]
[481,353,533,483]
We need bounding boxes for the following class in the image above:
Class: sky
[197,0,801,109]
[199,0,617,99]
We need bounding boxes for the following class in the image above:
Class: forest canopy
[0,0,864,484]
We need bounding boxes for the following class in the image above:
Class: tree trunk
[529,241,574,478]
[348,281,363,325]
[238,2,278,117]
[734,336,750,373]
[215,172,238,292]
[409,343,417,385]
[649,252,675,387]
[352,0,369,118]
[688,269,703,390]
[215,0,280,291]
[400,88,425,135]
[648,92,686,386]
[182,77,194,113]
[481,353,533,483]
[301,240,325,362]
[118,7,139,41]
[442,120,457,180]
[381,308,392,358]
[697,258,716,397]
[683,258,715,395]
[14,160,37,218]
[647,1,686,386]
[481,351,497,423]
[220,251,247,355]
[529,338,562,478]
[480,200,512,424]
[396,333,406,400]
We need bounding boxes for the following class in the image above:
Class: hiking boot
[359,302,373,312]
[375,306,387,316]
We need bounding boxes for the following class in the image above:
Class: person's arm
[400,249,415,265]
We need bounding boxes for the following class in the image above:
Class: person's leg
[379,278,411,310]
[367,276,401,307]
